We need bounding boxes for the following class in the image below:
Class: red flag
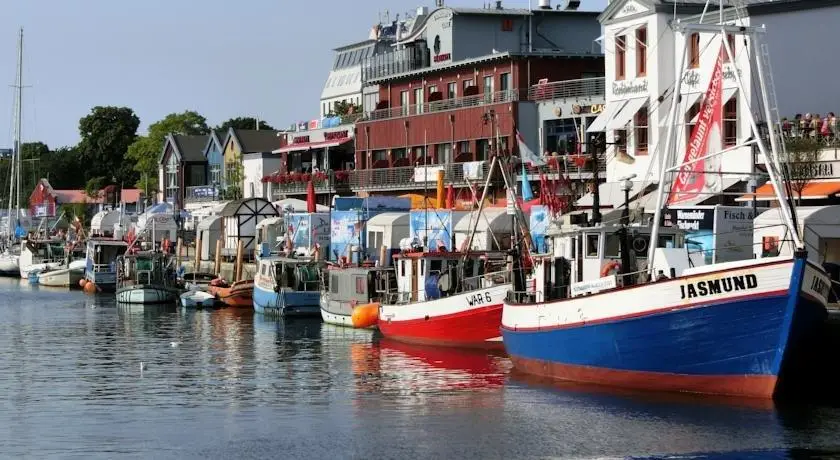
[668,45,726,205]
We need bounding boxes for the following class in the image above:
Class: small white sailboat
[0,29,25,277]
[180,289,216,309]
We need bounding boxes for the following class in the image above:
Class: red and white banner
[668,45,725,205]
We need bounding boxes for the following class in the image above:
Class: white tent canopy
[273,198,329,213]
[90,210,129,234]
[454,208,519,251]
[754,205,840,265]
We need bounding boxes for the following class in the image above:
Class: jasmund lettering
[679,274,758,299]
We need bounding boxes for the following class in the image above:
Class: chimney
[495,0,503,9]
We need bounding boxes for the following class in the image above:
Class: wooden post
[235,240,244,282]
[194,234,202,273]
[176,237,183,267]
[214,239,222,276]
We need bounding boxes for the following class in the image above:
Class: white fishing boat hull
[180,290,216,308]
[117,286,179,304]
[20,261,63,279]
[38,267,84,287]
[0,253,19,276]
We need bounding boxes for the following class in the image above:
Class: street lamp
[619,173,637,226]
[618,173,636,287]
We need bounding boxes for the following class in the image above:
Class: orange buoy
[83,281,97,294]
[78,278,87,288]
[351,302,380,329]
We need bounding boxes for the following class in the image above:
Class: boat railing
[90,263,114,273]
[384,269,511,305]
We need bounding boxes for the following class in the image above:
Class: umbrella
[306,180,316,213]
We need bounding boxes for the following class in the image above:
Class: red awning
[272,138,352,154]
[735,181,840,201]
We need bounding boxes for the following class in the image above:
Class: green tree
[42,146,85,189]
[18,142,50,209]
[783,137,822,205]
[126,110,210,203]
[84,176,106,200]
[216,117,274,131]
[77,106,140,184]
[328,101,360,117]
[223,162,244,200]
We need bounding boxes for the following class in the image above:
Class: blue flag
[521,164,534,201]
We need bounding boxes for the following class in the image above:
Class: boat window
[585,234,600,258]
[400,260,405,276]
[430,259,442,273]
[604,234,621,258]
[420,259,425,275]
[260,264,267,276]
[658,235,675,249]
[330,274,339,293]
[354,276,366,294]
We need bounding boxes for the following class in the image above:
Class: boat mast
[6,29,23,242]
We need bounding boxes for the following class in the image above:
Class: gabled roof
[599,0,792,24]
[158,133,209,164]
[224,128,283,154]
[30,178,57,200]
[201,129,226,159]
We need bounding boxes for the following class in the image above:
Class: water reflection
[2,276,840,458]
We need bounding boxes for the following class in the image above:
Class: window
[330,274,339,294]
[686,100,700,144]
[400,260,406,276]
[689,33,700,68]
[447,82,457,99]
[165,154,178,203]
[463,79,474,93]
[483,75,494,100]
[615,130,627,155]
[414,87,424,114]
[438,143,452,164]
[605,234,621,258]
[615,35,626,80]
[400,90,410,116]
[209,162,222,186]
[355,276,366,294]
[636,27,647,76]
[634,105,649,154]
[392,148,407,161]
[458,140,471,157]
[372,150,387,162]
[476,139,491,161]
[499,72,510,93]
[428,85,438,95]
[724,96,738,146]
[762,236,780,257]
[502,18,513,32]
[585,234,600,258]
[413,146,426,163]
[724,33,736,63]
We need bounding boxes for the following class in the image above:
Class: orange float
[351,302,380,329]
[83,281,97,294]
[78,278,87,288]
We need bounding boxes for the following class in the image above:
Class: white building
[586,0,840,205]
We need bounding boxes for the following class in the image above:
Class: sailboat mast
[14,28,22,222]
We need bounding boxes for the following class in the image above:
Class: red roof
[52,188,143,204]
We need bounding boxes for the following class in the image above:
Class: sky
[0,0,608,149]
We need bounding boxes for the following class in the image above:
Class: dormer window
[689,33,700,68]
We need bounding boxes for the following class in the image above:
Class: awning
[736,181,840,202]
[586,101,626,133]
[606,97,648,131]
[272,138,352,154]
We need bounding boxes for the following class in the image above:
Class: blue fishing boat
[501,3,831,399]
[253,255,322,317]
[84,238,129,292]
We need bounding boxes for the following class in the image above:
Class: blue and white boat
[84,238,129,292]
[501,4,831,399]
[253,254,322,317]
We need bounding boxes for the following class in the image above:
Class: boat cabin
[325,266,392,305]
[256,256,322,293]
[524,224,701,303]
[382,250,510,304]
[20,238,67,268]
[118,252,174,288]
[85,238,129,288]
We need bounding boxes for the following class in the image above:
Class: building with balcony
[352,1,605,197]
[584,0,840,211]
[159,133,211,209]
[221,128,284,201]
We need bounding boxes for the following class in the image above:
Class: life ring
[600,260,621,278]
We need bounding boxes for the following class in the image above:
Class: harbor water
[2,278,840,459]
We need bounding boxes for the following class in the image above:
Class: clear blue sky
[0,0,607,149]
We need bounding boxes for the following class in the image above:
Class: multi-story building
[349,1,605,199]
[584,0,840,210]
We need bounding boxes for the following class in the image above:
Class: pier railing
[348,160,491,192]
[362,90,519,122]
[528,77,605,102]
[185,186,221,203]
